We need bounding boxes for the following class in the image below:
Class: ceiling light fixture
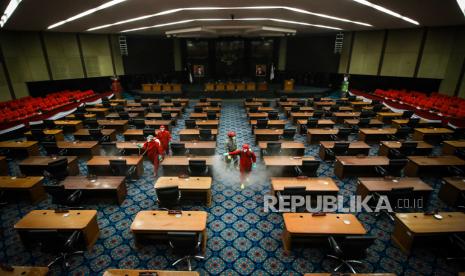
[0,0,23,28]
[121,18,342,33]
[47,0,127,30]
[87,5,371,31]
[456,0,465,16]
[351,0,419,25]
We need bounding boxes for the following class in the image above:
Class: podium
[284,79,295,91]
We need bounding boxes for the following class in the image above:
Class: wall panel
[44,33,84,80]
[417,27,454,79]
[380,29,422,77]
[338,32,352,74]
[0,65,11,101]
[440,27,465,96]
[80,34,113,77]
[110,35,124,76]
[349,30,384,75]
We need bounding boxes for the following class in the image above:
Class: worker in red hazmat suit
[225,143,257,189]
[139,135,164,176]
[156,125,172,155]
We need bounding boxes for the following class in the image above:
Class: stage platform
[130,84,333,99]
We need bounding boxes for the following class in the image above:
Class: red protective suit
[229,148,257,182]
[142,138,164,176]
[157,127,172,155]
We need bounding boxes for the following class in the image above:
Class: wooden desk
[247,107,275,113]
[104,269,199,276]
[333,112,361,123]
[248,112,269,120]
[110,99,127,105]
[144,120,173,129]
[334,156,390,178]
[131,210,207,253]
[378,141,433,156]
[179,129,218,141]
[87,156,144,178]
[63,176,126,205]
[196,102,222,107]
[53,120,83,132]
[314,101,336,108]
[376,112,403,123]
[358,128,397,142]
[19,156,79,176]
[189,112,219,120]
[25,129,64,141]
[343,119,383,128]
[318,141,370,160]
[307,128,338,144]
[392,212,465,253]
[97,120,128,132]
[350,101,372,110]
[251,120,286,130]
[282,213,366,251]
[254,129,284,142]
[124,107,147,116]
[201,106,221,112]
[290,112,314,123]
[161,156,213,176]
[0,266,49,276]
[442,140,465,155]
[105,112,138,120]
[413,128,454,143]
[439,177,465,206]
[244,102,265,108]
[0,141,39,157]
[195,120,219,129]
[0,156,7,175]
[259,141,305,156]
[0,176,46,203]
[15,210,100,250]
[357,177,432,200]
[155,176,212,206]
[161,107,183,114]
[270,177,339,196]
[404,155,465,177]
[263,156,315,177]
[297,119,335,134]
[86,107,109,117]
[392,118,437,128]
[74,129,117,141]
[123,129,156,141]
[57,141,100,156]
[145,112,179,120]
[181,141,216,155]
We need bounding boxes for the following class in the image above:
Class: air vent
[119,36,128,56]
[334,33,344,54]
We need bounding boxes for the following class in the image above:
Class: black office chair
[162,111,172,120]
[325,142,350,161]
[194,106,203,113]
[168,232,205,271]
[265,142,282,155]
[89,128,110,143]
[44,119,57,129]
[331,128,352,141]
[447,233,465,263]
[164,96,172,103]
[31,129,55,142]
[279,96,288,102]
[256,119,269,129]
[386,148,406,160]
[134,96,142,103]
[454,148,465,160]
[282,128,296,140]
[199,129,213,141]
[113,105,124,113]
[143,128,155,138]
[390,126,411,140]
[141,102,149,108]
[156,186,181,210]
[211,101,219,107]
[44,158,69,184]
[43,184,82,208]
[407,117,420,128]
[371,99,380,105]
[74,112,86,120]
[306,118,319,129]
[200,98,207,102]
[372,104,384,112]
[84,118,99,129]
[312,110,324,119]
[109,159,136,180]
[358,117,371,128]
[24,230,85,271]
[118,111,130,120]
[291,106,300,112]
[171,143,188,156]
[133,118,146,129]
[371,187,415,221]
[261,101,270,107]
[298,100,306,107]
[185,119,197,129]
[348,96,356,101]
[402,110,415,119]
[399,141,418,156]
[326,235,375,273]
[294,160,320,177]
[375,159,408,177]
[330,105,340,112]
[188,160,208,176]
[151,105,162,113]
[276,186,307,212]
[102,100,111,108]
[268,111,279,120]
[313,97,321,102]
[360,110,374,118]
[249,106,258,113]
[42,142,67,156]
[206,111,216,120]
[173,101,181,107]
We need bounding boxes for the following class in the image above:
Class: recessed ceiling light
[121,18,342,33]
[351,0,419,25]
[87,6,371,31]
[456,0,465,16]
[0,0,23,28]
[47,0,127,30]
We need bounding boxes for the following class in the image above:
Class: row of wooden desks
[25,129,65,141]
[251,119,287,129]
[117,141,216,156]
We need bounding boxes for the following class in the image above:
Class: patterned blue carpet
[0,97,463,275]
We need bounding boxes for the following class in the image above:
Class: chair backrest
[402,110,415,118]
[194,106,203,113]
[396,126,411,139]
[245,98,253,102]
[167,232,199,255]
[266,142,282,155]
[298,100,306,107]
[188,160,207,176]
[151,105,162,113]
[281,186,306,196]
[358,118,371,126]
[162,111,171,120]
[185,119,197,129]
[400,141,418,154]
[211,101,219,107]
[43,120,55,129]
[312,110,323,118]
[89,128,103,140]
[85,118,98,128]
[156,186,180,206]
[268,111,279,120]
[173,101,181,107]
[171,143,187,156]
[257,119,269,128]
[206,111,216,120]
[279,96,288,102]
[200,98,207,102]
[337,128,352,139]
[339,235,376,259]
[164,96,172,103]
[109,159,128,176]
[333,142,350,154]
[387,159,408,176]
[46,158,69,179]
[300,160,320,177]
[360,110,373,118]
[283,128,296,139]
[143,128,155,137]
[114,105,124,112]
[199,129,212,141]
[31,129,45,140]
[262,101,270,107]
[118,112,129,119]
[407,117,420,128]
[390,187,415,207]
[291,106,300,112]
[348,96,356,101]
[133,118,145,128]
[307,118,319,128]
[134,96,142,103]
[42,142,61,155]
[330,105,339,112]
[249,107,258,113]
